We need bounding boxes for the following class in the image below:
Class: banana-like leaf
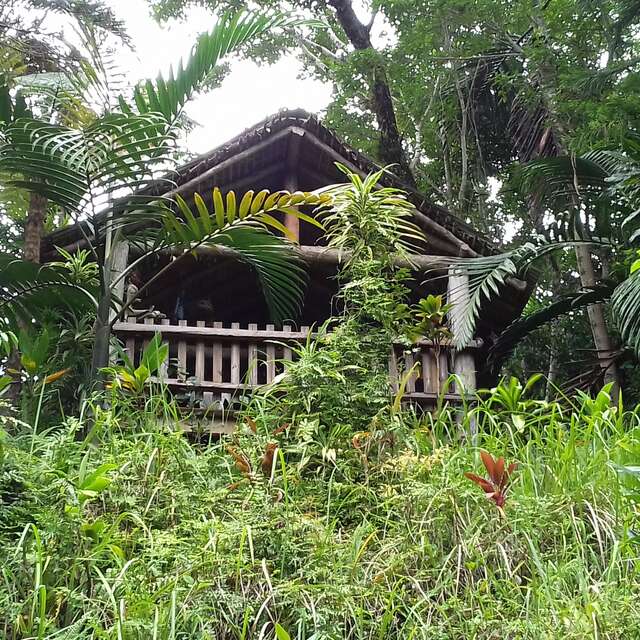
[611,269,640,358]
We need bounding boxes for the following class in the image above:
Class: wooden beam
[128,243,453,274]
[114,319,483,348]
[125,243,527,297]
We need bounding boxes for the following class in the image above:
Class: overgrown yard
[2,381,640,639]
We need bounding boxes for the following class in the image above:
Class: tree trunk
[545,323,560,401]
[89,238,129,385]
[90,291,112,383]
[328,0,416,187]
[5,192,48,407]
[573,242,620,395]
[23,192,47,263]
[517,9,622,395]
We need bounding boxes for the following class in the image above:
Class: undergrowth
[1,385,640,639]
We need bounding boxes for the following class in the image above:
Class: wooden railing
[113,317,478,409]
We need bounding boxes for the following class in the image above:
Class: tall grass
[1,379,639,639]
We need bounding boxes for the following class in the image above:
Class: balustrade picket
[113,319,471,410]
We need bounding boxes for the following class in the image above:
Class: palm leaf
[140,188,327,251]
[448,242,602,349]
[126,188,328,322]
[486,285,614,372]
[1,10,313,228]
[611,269,640,358]
[212,226,308,322]
[0,256,97,329]
[127,12,322,123]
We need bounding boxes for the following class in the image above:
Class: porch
[113,317,480,427]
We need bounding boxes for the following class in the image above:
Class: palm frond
[133,188,328,250]
[0,255,97,328]
[1,10,310,222]
[213,226,308,322]
[518,155,610,205]
[487,285,614,372]
[125,12,321,123]
[448,242,600,349]
[611,269,640,357]
[126,188,328,322]
[0,113,176,218]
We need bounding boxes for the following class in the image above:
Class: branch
[296,35,343,63]
[328,0,416,187]
[366,7,379,33]
[409,76,440,172]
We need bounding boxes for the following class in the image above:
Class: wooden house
[41,109,529,423]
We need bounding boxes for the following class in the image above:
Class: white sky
[104,0,333,154]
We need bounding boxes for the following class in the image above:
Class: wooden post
[108,239,129,364]
[177,320,187,382]
[230,322,240,385]
[247,323,258,386]
[284,128,304,242]
[109,239,129,317]
[212,322,223,384]
[159,318,170,381]
[447,267,477,394]
[282,324,293,362]
[195,321,205,382]
[125,316,137,366]
[265,324,276,383]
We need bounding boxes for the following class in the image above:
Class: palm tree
[0,10,325,384]
[448,138,640,391]
[1,0,134,265]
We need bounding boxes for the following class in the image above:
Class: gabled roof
[43,108,496,257]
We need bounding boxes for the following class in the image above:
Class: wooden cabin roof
[42,108,497,258]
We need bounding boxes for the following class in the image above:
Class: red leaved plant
[465,451,517,510]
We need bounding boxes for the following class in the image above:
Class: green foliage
[0,9,326,382]
[49,248,100,287]
[321,165,424,263]
[0,255,97,328]
[1,380,639,638]
[246,169,422,434]
[406,294,452,344]
[104,332,168,395]
[125,12,319,122]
